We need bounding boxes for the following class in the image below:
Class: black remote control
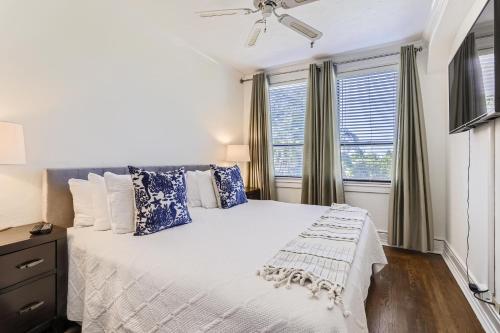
[30,222,53,235]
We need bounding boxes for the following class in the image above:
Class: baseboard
[377,230,445,254]
[441,241,500,333]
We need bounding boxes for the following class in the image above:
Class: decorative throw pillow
[210,165,248,209]
[128,166,192,236]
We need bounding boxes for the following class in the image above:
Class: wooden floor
[366,247,484,333]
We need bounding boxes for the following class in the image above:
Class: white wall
[426,0,497,290]
[447,124,495,286]
[0,0,244,228]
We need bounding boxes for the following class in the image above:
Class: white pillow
[186,171,202,207]
[104,172,135,234]
[196,170,218,209]
[210,169,222,208]
[88,173,111,231]
[68,179,94,227]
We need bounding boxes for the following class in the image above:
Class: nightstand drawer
[0,242,55,289]
[0,274,56,333]
[245,187,261,200]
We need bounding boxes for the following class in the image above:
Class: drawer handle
[16,258,44,270]
[19,301,45,315]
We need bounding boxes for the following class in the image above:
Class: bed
[45,166,387,333]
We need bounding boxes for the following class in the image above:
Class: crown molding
[423,0,449,43]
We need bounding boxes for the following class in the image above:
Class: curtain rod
[240,46,423,84]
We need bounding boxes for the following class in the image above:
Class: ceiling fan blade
[280,0,320,9]
[246,20,265,47]
[277,14,323,41]
[197,8,254,18]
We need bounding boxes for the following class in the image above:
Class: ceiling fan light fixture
[262,4,274,18]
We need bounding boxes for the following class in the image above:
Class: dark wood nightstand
[245,187,261,200]
[0,223,67,333]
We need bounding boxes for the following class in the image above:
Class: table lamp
[0,122,26,231]
[0,122,26,165]
[226,145,250,168]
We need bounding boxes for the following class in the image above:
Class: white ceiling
[156,0,434,73]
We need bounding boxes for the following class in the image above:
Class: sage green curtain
[301,61,344,205]
[248,73,275,200]
[388,45,433,252]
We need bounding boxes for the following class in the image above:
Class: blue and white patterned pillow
[128,166,192,236]
[210,164,248,209]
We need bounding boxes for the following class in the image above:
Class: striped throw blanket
[258,204,367,310]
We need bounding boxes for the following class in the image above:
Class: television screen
[449,0,496,133]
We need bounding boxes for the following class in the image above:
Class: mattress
[67,200,387,333]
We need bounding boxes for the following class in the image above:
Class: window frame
[336,64,399,184]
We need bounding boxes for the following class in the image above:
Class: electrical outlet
[477,283,489,292]
[475,291,494,303]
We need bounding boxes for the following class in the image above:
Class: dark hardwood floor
[366,247,484,333]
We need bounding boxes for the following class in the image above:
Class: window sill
[275,177,302,189]
[343,181,391,194]
[275,177,391,194]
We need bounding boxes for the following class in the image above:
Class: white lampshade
[226,145,250,162]
[0,122,26,165]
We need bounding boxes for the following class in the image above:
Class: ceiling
[156,0,434,73]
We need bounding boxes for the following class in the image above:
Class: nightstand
[245,187,261,200]
[0,223,67,333]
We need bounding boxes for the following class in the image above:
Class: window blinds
[269,81,307,177]
[337,70,398,182]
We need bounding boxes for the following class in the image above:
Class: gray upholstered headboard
[44,165,211,228]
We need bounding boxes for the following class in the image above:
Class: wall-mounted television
[449,0,499,133]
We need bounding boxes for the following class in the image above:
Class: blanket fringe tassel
[257,267,351,317]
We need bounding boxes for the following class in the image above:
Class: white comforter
[67,200,387,333]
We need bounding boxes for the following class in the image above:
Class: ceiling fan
[196,0,323,48]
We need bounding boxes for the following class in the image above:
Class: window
[337,70,398,182]
[479,52,495,114]
[269,68,398,182]
[269,81,307,177]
